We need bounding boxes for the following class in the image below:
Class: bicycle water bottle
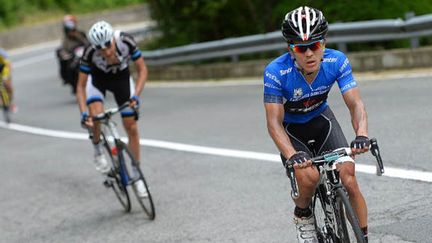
[111,146,118,156]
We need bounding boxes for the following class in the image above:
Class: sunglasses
[95,40,112,50]
[289,40,324,53]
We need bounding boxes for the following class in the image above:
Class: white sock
[93,141,103,156]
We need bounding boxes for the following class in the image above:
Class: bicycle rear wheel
[102,135,131,212]
[334,188,365,243]
[118,142,155,220]
[2,106,11,123]
[0,89,11,123]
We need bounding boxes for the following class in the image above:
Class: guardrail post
[405,12,419,48]
[337,43,348,53]
[231,55,239,62]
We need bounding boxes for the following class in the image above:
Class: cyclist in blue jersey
[263,6,370,243]
[76,21,149,197]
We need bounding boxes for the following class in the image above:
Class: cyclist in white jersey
[76,21,148,197]
[263,6,370,243]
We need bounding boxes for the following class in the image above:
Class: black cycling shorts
[281,107,349,167]
[85,69,137,119]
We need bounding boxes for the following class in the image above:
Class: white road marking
[1,121,431,183]
[13,52,55,68]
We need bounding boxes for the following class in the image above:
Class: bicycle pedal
[103,180,113,188]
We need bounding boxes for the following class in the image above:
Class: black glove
[287,151,311,165]
[350,135,370,150]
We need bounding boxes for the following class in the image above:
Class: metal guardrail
[140,13,432,66]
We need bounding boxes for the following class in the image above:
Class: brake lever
[370,138,384,176]
[286,161,299,199]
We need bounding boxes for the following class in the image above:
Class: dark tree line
[147,0,432,49]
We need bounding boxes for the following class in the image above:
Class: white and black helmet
[88,21,114,48]
[282,6,328,43]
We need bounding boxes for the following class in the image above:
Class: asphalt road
[1,45,431,243]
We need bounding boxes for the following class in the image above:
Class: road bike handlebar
[92,102,131,121]
[288,138,384,199]
[81,102,132,139]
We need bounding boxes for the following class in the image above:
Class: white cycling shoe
[293,215,318,243]
[94,154,110,174]
[134,180,148,198]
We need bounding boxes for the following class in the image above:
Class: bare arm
[133,57,148,97]
[76,71,89,113]
[264,103,297,160]
[342,87,368,137]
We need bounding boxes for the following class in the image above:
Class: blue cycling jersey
[263,48,357,124]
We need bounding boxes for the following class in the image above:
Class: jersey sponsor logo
[280,67,293,76]
[265,71,281,85]
[294,88,303,99]
[339,69,352,79]
[339,58,350,73]
[286,100,324,113]
[290,87,330,102]
[323,57,337,63]
[340,80,357,92]
[315,85,330,91]
[264,82,282,91]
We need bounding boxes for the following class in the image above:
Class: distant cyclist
[76,21,149,197]
[0,48,17,113]
[263,6,370,243]
[56,15,90,94]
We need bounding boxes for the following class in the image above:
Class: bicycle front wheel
[313,185,339,243]
[334,188,365,243]
[102,136,131,212]
[119,142,155,220]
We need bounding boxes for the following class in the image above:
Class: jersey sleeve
[336,53,357,94]
[79,46,94,74]
[121,32,142,61]
[263,65,284,104]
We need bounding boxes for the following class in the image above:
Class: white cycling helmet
[88,21,114,49]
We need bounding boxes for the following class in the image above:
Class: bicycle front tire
[119,141,156,220]
[334,188,365,243]
[102,135,131,212]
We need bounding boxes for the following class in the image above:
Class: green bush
[0,0,146,29]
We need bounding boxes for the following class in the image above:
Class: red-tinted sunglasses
[289,40,324,53]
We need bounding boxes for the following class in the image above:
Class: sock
[294,206,312,218]
[133,166,140,178]
[362,226,368,242]
[93,141,103,156]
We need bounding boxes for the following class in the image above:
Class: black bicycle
[286,138,384,243]
[87,102,155,220]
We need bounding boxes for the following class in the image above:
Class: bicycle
[86,102,156,220]
[286,138,384,243]
[0,81,11,123]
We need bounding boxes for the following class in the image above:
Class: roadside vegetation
[0,0,147,30]
[146,0,432,51]
[2,0,432,52]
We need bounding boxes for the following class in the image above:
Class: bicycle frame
[286,138,384,242]
[95,104,134,187]
[313,152,351,241]
[85,102,156,219]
